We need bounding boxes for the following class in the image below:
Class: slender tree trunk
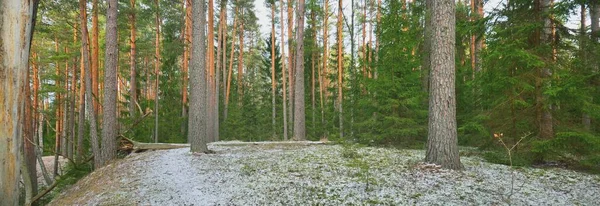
[321,0,329,139]
[183,0,191,120]
[61,47,69,158]
[129,0,137,117]
[69,40,77,160]
[154,0,161,143]
[271,3,277,139]
[83,19,100,168]
[237,11,245,105]
[100,0,119,167]
[221,4,228,121]
[287,0,295,135]
[78,0,90,163]
[207,0,216,143]
[92,0,100,115]
[425,0,463,170]
[225,11,238,120]
[281,1,289,140]
[293,0,306,140]
[0,0,37,203]
[189,0,209,153]
[593,2,600,41]
[311,44,316,138]
[375,0,380,79]
[586,0,600,130]
[23,65,38,205]
[54,38,62,177]
[535,0,554,140]
[362,0,366,82]
[421,0,432,92]
[337,0,344,139]
[216,0,226,142]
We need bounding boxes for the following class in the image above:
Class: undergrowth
[38,162,93,205]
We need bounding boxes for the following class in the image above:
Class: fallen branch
[29,178,59,206]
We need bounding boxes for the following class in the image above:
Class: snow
[49,142,600,205]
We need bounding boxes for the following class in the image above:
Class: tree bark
[337,0,344,139]
[0,0,37,203]
[207,0,216,143]
[81,4,101,167]
[189,0,209,153]
[535,0,554,140]
[421,0,431,92]
[221,3,228,123]
[271,2,277,139]
[100,0,119,167]
[23,63,38,205]
[237,11,245,105]
[183,0,192,121]
[281,0,288,140]
[129,0,137,118]
[92,0,100,115]
[425,0,463,170]
[294,0,306,141]
[154,0,161,143]
[287,0,295,135]
[54,38,62,177]
[320,0,329,139]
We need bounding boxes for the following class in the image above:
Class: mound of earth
[49,142,600,205]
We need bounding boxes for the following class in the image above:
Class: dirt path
[49,142,600,205]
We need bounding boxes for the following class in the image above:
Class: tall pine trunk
[294,0,306,140]
[320,0,329,139]
[207,0,215,142]
[425,0,463,170]
[92,0,100,115]
[281,1,289,140]
[189,0,209,153]
[22,64,38,205]
[237,11,245,106]
[100,0,119,167]
[271,2,277,139]
[287,0,295,135]
[337,0,344,139]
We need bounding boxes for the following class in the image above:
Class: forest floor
[48,141,600,205]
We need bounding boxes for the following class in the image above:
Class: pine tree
[425,0,463,170]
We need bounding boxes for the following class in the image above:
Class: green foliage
[38,162,93,205]
[351,0,427,146]
[532,132,600,160]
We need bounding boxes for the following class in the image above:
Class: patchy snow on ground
[49,142,600,205]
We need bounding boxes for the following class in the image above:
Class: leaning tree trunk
[425,0,463,170]
[189,0,209,153]
[0,0,38,204]
[100,0,119,167]
[293,0,306,140]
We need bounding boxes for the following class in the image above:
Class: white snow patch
[49,143,600,205]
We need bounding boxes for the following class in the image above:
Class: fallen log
[119,137,189,153]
